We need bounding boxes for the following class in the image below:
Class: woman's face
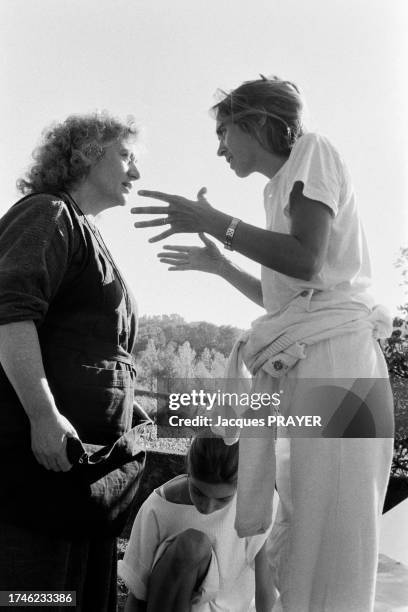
[188,475,236,514]
[85,138,140,208]
[216,118,265,178]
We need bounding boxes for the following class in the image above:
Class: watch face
[224,218,240,251]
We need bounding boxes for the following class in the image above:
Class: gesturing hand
[157,233,226,274]
[132,187,216,243]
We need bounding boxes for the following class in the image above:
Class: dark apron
[42,192,138,444]
[0,192,144,533]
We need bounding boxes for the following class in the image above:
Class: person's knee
[172,529,212,569]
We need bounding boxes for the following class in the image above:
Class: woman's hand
[132,187,230,243]
[157,233,226,274]
[159,233,264,306]
[30,411,79,472]
[0,321,79,473]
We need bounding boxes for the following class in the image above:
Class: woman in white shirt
[120,436,274,612]
[132,76,394,612]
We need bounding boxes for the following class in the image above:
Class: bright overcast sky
[1,0,407,328]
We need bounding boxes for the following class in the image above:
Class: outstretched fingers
[168,265,190,271]
[131,205,169,214]
[138,190,178,203]
[160,258,191,271]
[134,217,170,228]
[157,251,189,259]
[148,228,176,243]
[159,257,188,265]
[133,189,208,242]
[199,232,214,247]
[159,245,197,254]
[196,186,208,201]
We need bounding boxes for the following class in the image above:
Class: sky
[1,0,407,328]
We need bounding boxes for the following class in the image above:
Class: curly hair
[186,435,238,485]
[211,75,304,156]
[17,112,139,195]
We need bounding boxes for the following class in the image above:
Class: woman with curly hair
[0,112,141,610]
[132,76,394,611]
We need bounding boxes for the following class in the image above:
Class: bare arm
[0,320,78,471]
[158,233,263,307]
[255,542,276,612]
[218,257,263,307]
[220,182,332,280]
[134,182,333,281]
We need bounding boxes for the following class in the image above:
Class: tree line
[132,314,242,390]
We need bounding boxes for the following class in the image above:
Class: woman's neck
[68,183,104,219]
[257,149,289,179]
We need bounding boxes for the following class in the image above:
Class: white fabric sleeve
[283,133,343,217]
[118,495,161,601]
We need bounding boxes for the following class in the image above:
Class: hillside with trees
[381,247,408,492]
[132,314,242,391]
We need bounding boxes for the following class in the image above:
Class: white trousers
[267,331,394,612]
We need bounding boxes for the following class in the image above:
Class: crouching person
[119,435,275,611]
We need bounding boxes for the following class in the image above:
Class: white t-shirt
[261,132,374,314]
[118,476,270,612]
